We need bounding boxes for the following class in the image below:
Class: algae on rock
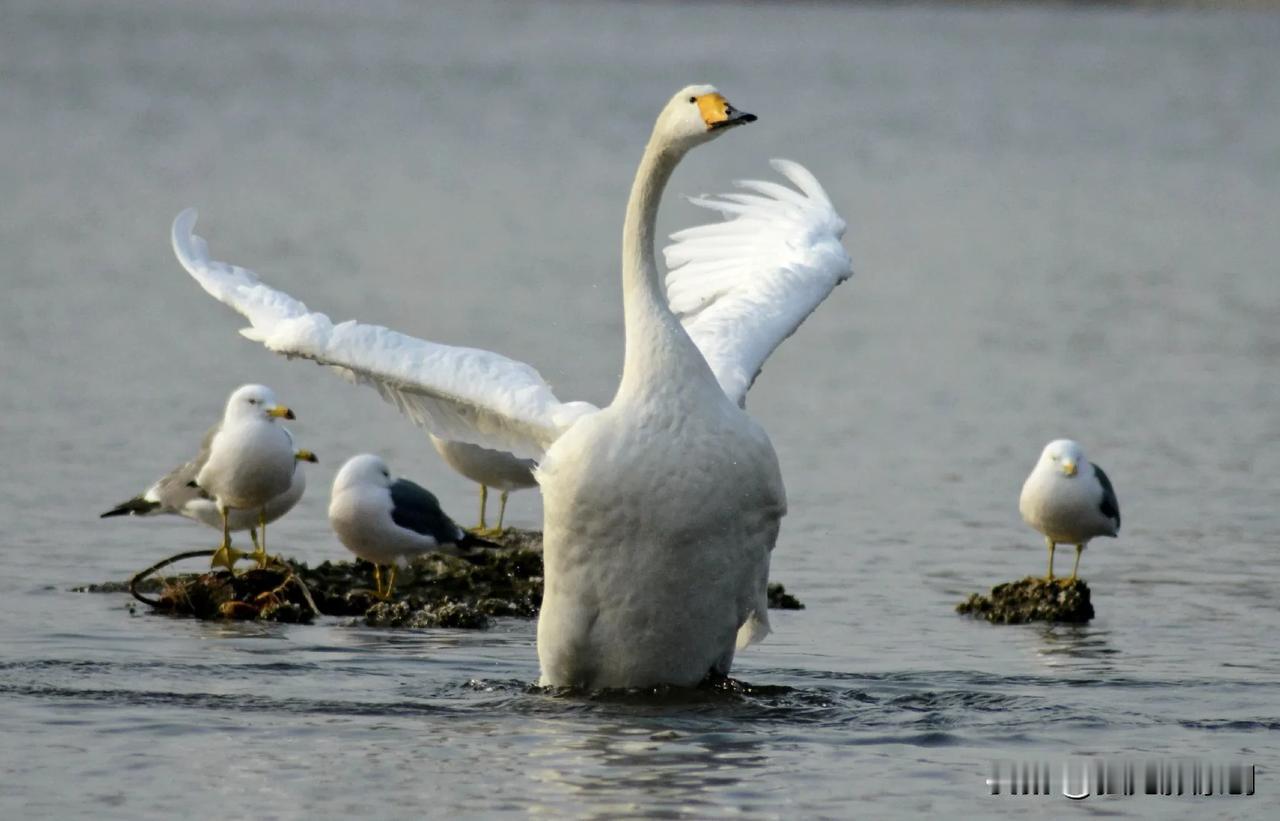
[956,576,1094,624]
[766,582,804,610]
[81,527,808,625]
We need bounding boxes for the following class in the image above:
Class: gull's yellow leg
[478,484,489,530]
[250,528,261,554]
[385,566,397,600]
[210,504,245,573]
[373,565,385,600]
[496,490,510,533]
[1045,537,1056,580]
[250,507,271,569]
[1070,545,1084,582]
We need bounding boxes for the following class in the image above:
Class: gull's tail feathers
[100,496,162,518]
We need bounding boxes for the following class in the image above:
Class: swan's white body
[537,380,783,685]
[173,85,853,688]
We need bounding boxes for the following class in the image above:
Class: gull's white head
[333,453,393,493]
[1039,438,1086,477]
[224,384,294,423]
[653,84,756,153]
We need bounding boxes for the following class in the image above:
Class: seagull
[1019,439,1121,581]
[185,384,300,571]
[328,453,498,599]
[173,85,854,688]
[102,436,318,555]
[429,435,536,533]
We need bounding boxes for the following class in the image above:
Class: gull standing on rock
[190,384,299,571]
[328,454,498,600]
[102,437,318,554]
[429,435,536,533]
[1019,439,1121,581]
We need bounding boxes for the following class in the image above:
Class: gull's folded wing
[664,159,854,408]
[173,209,596,461]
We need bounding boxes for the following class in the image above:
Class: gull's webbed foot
[210,543,246,574]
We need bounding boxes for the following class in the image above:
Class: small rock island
[956,576,1094,625]
[79,528,805,626]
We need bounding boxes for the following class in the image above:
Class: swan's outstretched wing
[173,210,596,460]
[664,159,853,408]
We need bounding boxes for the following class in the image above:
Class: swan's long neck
[616,136,721,404]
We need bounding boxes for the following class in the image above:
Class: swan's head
[654,85,755,152]
[224,383,294,423]
[333,453,393,493]
[1039,439,1085,477]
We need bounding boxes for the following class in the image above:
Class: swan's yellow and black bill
[697,93,756,130]
[268,406,295,420]
[295,449,318,463]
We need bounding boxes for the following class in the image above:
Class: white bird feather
[172,160,850,456]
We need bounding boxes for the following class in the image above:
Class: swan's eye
[688,96,697,104]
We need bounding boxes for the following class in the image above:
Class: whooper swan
[173,85,853,687]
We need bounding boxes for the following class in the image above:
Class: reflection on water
[1033,624,1119,673]
[524,721,769,818]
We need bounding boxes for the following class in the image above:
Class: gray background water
[1,1,1277,817]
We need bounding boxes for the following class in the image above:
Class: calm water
[2,1,1278,817]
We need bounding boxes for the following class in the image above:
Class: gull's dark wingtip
[100,497,160,518]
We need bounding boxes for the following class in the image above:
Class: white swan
[427,145,853,534]
[173,85,853,687]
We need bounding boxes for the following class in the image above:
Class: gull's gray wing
[389,478,463,544]
[1093,463,1120,531]
[101,422,218,517]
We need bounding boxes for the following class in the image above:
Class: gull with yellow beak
[328,454,500,600]
[186,384,301,571]
[1019,439,1121,581]
[102,429,318,556]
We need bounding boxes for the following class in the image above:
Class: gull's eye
[688,96,697,104]
[248,398,257,404]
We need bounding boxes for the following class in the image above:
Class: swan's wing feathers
[173,210,595,459]
[766,158,835,209]
[663,160,853,406]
